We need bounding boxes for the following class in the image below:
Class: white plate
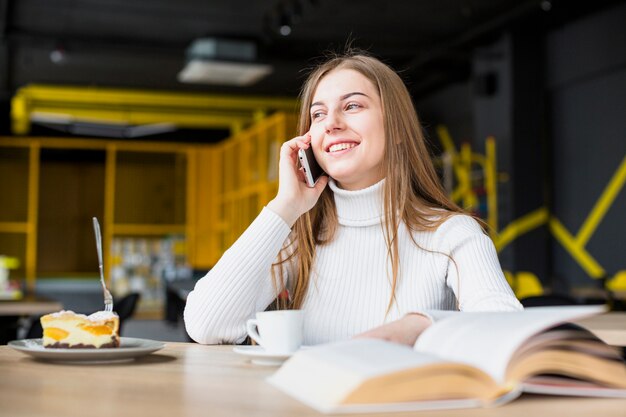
[233,345,302,366]
[8,337,165,364]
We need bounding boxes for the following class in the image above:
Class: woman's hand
[353,314,432,347]
[266,133,329,226]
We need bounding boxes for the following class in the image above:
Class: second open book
[268,306,626,414]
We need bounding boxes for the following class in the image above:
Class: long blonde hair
[273,52,465,312]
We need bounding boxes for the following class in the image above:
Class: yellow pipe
[549,217,605,278]
[576,154,626,246]
[112,224,187,235]
[495,207,549,252]
[186,148,197,266]
[26,143,40,290]
[253,110,268,122]
[13,84,298,134]
[450,186,465,203]
[11,95,30,135]
[243,135,252,186]
[435,125,457,154]
[18,84,298,110]
[0,222,29,233]
[230,123,244,135]
[104,145,116,285]
[436,125,468,191]
[485,137,498,233]
[460,142,477,210]
[0,136,194,153]
[258,129,269,200]
[209,147,222,265]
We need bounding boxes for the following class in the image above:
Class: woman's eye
[345,103,361,111]
[311,111,324,120]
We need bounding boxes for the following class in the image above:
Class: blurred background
[0,0,625,342]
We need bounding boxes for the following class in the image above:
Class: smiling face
[308,68,386,190]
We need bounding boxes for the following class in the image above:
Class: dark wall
[416,1,626,292]
[471,36,516,272]
[415,81,474,153]
[547,1,626,288]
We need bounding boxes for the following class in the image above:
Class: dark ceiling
[1,0,622,102]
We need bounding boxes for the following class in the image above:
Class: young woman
[184,52,522,347]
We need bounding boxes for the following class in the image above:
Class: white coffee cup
[246,310,304,354]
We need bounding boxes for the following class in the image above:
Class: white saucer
[233,345,299,366]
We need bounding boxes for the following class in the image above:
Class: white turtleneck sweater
[184,179,522,345]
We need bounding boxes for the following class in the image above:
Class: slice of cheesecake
[40,310,120,348]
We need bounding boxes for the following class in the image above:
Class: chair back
[114,292,141,335]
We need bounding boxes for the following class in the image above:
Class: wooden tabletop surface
[574,312,626,346]
[1,314,625,417]
[0,294,63,316]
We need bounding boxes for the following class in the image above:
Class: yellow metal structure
[0,136,199,291]
[191,113,295,267]
[26,144,40,284]
[504,271,544,299]
[495,207,549,252]
[435,126,499,235]
[435,126,626,298]
[608,271,626,292]
[11,84,298,136]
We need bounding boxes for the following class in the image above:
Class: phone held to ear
[298,147,326,187]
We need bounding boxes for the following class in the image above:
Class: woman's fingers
[280,133,313,170]
[282,133,310,150]
[313,175,329,192]
[279,134,309,166]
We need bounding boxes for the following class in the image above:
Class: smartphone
[298,147,325,187]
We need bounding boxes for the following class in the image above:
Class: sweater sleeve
[435,214,523,313]
[184,207,294,344]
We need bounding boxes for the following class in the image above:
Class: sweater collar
[328,178,385,227]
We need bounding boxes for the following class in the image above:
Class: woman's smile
[325,140,360,154]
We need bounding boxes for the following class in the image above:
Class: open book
[268,306,626,414]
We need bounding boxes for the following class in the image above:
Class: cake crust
[43,341,119,349]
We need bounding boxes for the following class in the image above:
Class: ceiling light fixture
[31,112,177,138]
[178,38,273,86]
[49,45,66,64]
[264,0,310,38]
[279,17,292,36]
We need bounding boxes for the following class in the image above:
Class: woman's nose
[324,109,344,133]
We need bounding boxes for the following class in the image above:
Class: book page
[268,339,458,412]
[414,306,606,383]
[295,338,451,377]
[522,377,626,398]
[511,328,621,360]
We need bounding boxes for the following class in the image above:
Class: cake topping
[88,311,119,321]
[50,310,85,318]
[48,310,118,322]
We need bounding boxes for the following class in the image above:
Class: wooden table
[0,294,63,344]
[575,312,626,346]
[0,294,63,316]
[1,315,626,417]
